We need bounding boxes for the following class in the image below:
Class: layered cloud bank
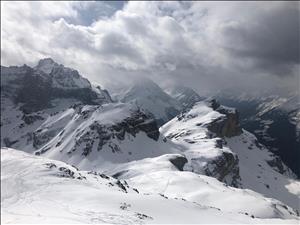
[1,1,299,95]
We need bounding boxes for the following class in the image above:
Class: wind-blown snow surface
[1,148,299,224]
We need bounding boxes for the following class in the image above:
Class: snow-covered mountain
[115,78,182,126]
[1,59,299,223]
[1,58,112,113]
[165,85,205,109]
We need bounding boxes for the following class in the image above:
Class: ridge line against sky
[1,1,299,95]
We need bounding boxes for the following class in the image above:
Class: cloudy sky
[1,1,299,95]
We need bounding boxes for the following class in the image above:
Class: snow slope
[1,148,299,224]
[160,101,242,187]
[120,78,182,125]
[226,131,300,210]
[165,85,204,109]
[33,102,180,171]
[1,94,180,171]
[160,101,300,211]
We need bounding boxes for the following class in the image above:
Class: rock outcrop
[34,104,160,157]
[169,155,188,171]
[207,99,242,137]
[203,151,241,187]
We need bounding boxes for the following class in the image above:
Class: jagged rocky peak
[206,99,242,138]
[1,59,113,113]
[35,58,91,89]
[35,58,58,74]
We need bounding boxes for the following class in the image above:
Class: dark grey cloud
[221,2,299,76]
[97,31,144,65]
[1,1,299,96]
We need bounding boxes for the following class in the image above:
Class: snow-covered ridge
[1,96,174,170]
[160,101,300,210]
[1,148,299,224]
[160,101,243,187]
[33,102,169,166]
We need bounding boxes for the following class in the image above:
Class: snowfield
[1,148,299,224]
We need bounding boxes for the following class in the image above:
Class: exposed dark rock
[207,99,242,137]
[266,156,290,175]
[203,151,242,187]
[3,137,18,147]
[135,212,153,220]
[74,109,159,156]
[99,173,110,179]
[207,99,221,110]
[44,163,57,169]
[58,167,75,178]
[1,62,112,114]
[22,114,44,125]
[120,202,131,210]
[169,155,188,171]
[115,180,127,192]
[215,138,224,149]
[112,170,129,179]
[33,128,62,149]
[15,67,52,113]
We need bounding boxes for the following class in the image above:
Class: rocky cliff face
[1,59,112,113]
[207,99,242,138]
[160,101,242,187]
[203,150,241,187]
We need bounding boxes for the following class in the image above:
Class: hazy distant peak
[35,58,59,74]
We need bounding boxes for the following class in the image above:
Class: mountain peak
[121,78,182,125]
[129,77,162,92]
[166,85,204,109]
[35,58,59,74]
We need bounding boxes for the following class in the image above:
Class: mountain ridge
[1,59,299,223]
